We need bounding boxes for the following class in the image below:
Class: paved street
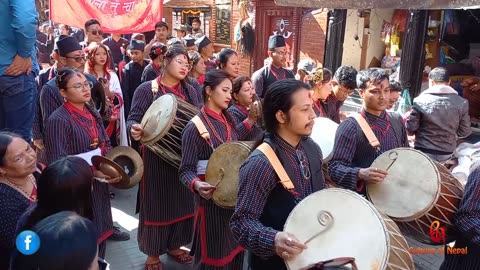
[105,186,446,270]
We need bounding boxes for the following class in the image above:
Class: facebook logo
[16,230,40,255]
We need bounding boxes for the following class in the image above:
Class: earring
[208,96,211,101]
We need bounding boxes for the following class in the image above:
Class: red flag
[49,0,163,34]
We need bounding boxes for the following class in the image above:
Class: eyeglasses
[295,150,311,180]
[65,55,87,62]
[273,50,287,56]
[175,59,192,71]
[90,30,103,36]
[339,87,354,96]
[67,81,93,91]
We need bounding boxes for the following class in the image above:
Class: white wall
[341,9,395,70]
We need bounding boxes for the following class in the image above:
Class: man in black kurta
[195,36,217,73]
[231,79,325,270]
[328,68,409,194]
[121,40,150,119]
[251,35,295,99]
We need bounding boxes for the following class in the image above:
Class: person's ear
[275,110,287,124]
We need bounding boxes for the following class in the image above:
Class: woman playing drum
[227,76,263,141]
[128,45,203,270]
[179,69,256,269]
[43,68,122,258]
[230,79,326,269]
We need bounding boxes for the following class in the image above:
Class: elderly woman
[0,132,41,269]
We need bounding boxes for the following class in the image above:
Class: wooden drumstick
[304,210,334,245]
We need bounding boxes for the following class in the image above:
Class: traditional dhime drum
[310,117,339,188]
[310,117,338,162]
[368,148,464,245]
[205,141,254,208]
[283,188,414,270]
[140,94,199,168]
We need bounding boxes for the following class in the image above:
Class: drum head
[284,188,389,270]
[205,141,253,208]
[310,117,338,161]
[140,94,177,144]
[368,148,440,220]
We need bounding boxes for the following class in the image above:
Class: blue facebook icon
[16,230,40,255]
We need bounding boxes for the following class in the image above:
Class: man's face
[202,43,214,58]
[388,91,400,110]
[269,46,287,67]
[192,21,200,30]
[359,78,390,113]
[155,26,168,41]
[86,23,103,43]
[129,50,144,64]
[61,50,86,70]
[277,88,316,137]
[176,30,186,38]
[331,81,354,101]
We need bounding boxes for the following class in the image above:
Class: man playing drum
[328,68,409,194]
[230,79,326,270]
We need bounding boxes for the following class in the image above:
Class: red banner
[49,0,163,34]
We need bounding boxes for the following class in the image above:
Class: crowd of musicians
[1,13,480,270]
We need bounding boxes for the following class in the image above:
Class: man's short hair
[389,80,403,92]
[334,65,357,90]
[84,19,100,31]
[155,21,169,30]
[356,68,389,90]
[192,18,201,25]
[428,67,449,83]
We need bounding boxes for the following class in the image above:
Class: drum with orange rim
[283,188,414,270]
[368,148,464,244]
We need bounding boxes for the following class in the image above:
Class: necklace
[201,107,232,144]
[1,174,37,201]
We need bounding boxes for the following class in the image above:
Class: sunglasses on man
[90,30,104,36]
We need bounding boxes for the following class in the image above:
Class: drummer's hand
[194,181,216,200]
[274,232,307,260]
[358,167,388,183]
[93,170,120,184]
[131,124,144,141]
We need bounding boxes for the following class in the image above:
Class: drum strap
[151,79,159,95]
[351,113,380,148]
[191,115,211,142]
[257,143,295,190]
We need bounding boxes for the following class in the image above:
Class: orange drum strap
[257,143,295,190]
[351,113,380,148]
[191,115,211,142]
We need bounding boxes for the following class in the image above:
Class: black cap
[195,36,211,52]
[56,35,82,57]
[128,39,145,51]
[268,35,286,50]
[183,36,196,47]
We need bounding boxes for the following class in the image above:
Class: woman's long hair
[19,156,94,232]
[85,42,112,80]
